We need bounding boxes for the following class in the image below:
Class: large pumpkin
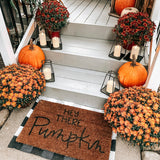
[118,57,147,87]
[115,0,136,15]
[18,40,45,69]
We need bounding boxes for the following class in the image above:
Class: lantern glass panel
[42,60,55,82]
[100,71,120,96]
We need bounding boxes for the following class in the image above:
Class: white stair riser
[61,23,115,40]
[42,87,106,110]
[44,51,124,72]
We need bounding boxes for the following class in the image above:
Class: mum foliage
[113,12,156,47]
[104,86,160,148]
[35,0,69,31]
[0,64,46,110]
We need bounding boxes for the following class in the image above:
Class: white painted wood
[42,64,108,109]
[15,18,36,60]
[43,35,125,72]
[69,0,92,22]
[85,0,107,24]
[151,0,160,22]
[63,0,77,8]
[46,64,107,99]
[148,20,159,69]
[54,64,105,84]
[0,8,16,66]
[107,15,118,27]
[61,22,115,39]
[67,0,85,14]
[145,41,160,91]
[65,0,116,27]
[96,0,110,25]
[43,35,146,72]
[42,87,106,109]
[74,0,99,23]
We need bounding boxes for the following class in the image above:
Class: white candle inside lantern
[43,67,52,80]
[130,45,140,59]
[113,45,121,57]
[106,80,115,93]
[39,32,47,46]
[52,37,60,48]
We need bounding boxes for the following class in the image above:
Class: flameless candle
[130,45,140,59]
[106,80,115,93]
[113,45,121,57]
[39,32,47,46]
[52,37,60,48]
[43,67,52,80]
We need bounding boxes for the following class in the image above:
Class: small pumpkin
[120,7,139,17]
[115,0,136,15]
[118,55,147,87]
[18,39,45,69]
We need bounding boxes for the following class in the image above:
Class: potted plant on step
[35,0,69,49]
[113,12,156,50]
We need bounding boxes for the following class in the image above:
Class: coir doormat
[8,97,116,160]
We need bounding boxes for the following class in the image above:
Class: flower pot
[48,30,62,50]
[122,41,135,50]
[48,30,60,39]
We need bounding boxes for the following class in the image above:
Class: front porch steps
[42,64,107,109]
[61,0,118,39]
[43,35,126,72]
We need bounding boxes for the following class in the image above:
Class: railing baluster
[6,0,19,42]
[156,22,160,44]
[14,0,24,35]
[0,0,34,52]
[21,0,29,25]
[28,0,34,16]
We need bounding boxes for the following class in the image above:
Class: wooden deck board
[64,0,111,26]
[85,0,107,24]
[69,0,93,22]
[73,0,99,23]
[96,0,110,25]
[67,0,85,14]
[63,0,77,8]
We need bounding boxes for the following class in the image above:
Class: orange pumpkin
[118,57,147,87]
[115,0,136,15]
[18,40,45,69]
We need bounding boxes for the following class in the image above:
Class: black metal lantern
[41,60,55,82]
[108,39,146,63]
[108,40,125,60]
[100,71,120,96]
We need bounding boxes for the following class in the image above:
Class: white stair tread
[44,35,116,60]
[46,64,108,99]
[63,0,118,27]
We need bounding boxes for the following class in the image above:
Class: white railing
[0,7,36,65]
[145,20,160,91]
[15,18,36,61]
[0,8,16,66]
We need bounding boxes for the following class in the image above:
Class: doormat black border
[8,97,116,160]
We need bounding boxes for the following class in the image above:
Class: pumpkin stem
[29,39,34,50]
[131,54,137,66]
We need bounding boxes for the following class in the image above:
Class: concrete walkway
[0,102,141,160]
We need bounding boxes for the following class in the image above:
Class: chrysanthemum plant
[104,86,160,149]
[113,12,156,49]
[28,0,69,32]
[0,64,46,110]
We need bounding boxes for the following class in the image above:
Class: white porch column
[145,43,160,91]
[144,0,160,91]
[0,8,17,66]
[151,0,160,21]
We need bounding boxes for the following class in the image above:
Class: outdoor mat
[8,97,117,160]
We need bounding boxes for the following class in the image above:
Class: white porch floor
[63,0,116,26]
